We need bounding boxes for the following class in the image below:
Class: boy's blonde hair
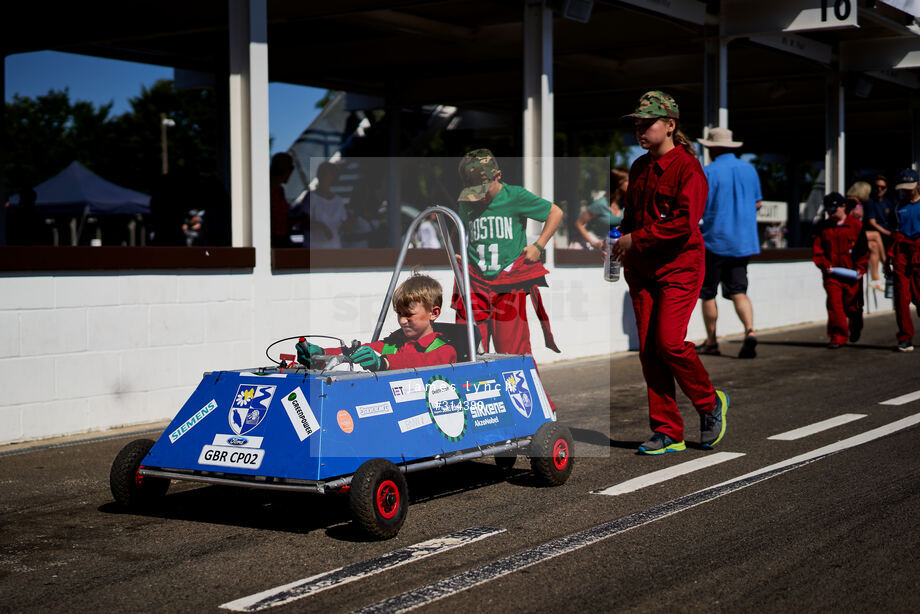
[393,273,443,313]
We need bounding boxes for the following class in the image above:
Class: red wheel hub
[134,469,145,487]
[552,439,569,471]
[376,480,400,519]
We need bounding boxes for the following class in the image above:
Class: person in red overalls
[610,91,728,455]
[889,168,920,352]
[811,192,869,349]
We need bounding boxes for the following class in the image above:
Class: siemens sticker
[169,399,218,443]
[281,387,320,441]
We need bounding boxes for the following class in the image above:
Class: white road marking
[880,389,920,406]
[219,527,504,612]
[356,411,920,614]
[767,414,867,441]
[592,452,745,496]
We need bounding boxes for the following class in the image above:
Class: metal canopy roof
[4,1,919,173]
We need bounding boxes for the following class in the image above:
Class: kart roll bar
[372,206,478,362]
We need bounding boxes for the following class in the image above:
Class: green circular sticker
[426,374,467,442]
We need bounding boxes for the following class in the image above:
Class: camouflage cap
[458,149,501,202]
[622,90,680,120]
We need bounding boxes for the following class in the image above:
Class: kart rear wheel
[349,459,408,540]
[529,422,574,486]
[110,439,169,508]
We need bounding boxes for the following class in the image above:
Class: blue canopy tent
[10,161,150,215]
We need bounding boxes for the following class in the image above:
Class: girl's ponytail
[673,126,697,156]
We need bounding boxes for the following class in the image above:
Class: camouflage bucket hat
[458,149,500,202]
[622,90,680,120]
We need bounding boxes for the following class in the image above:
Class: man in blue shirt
[696,127,763,358]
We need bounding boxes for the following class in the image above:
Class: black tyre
[529,422,574,486]
[349,459,408,539]
[110,439,169,508]
[494,453,517,471]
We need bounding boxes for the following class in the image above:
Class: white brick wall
[0,260,887,445]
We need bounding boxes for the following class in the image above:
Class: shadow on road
[569,427,641,450]
[755,340,894,351]
[98,460,534,542]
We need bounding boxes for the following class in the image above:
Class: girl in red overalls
[611,91,728,455]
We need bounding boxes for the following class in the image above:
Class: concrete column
[228,0,270,257]
[912,93,920,172]
[386,91,402,248]
[523,1,555,266]
[0,54,6,245]
[702,32,728,165]
[824,73,845,194]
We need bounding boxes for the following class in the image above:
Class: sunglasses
[875,184,887,190]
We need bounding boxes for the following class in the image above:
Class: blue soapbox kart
[110,207,574,539]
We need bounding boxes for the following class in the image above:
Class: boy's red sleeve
[853,229,870,274]
[385,344,457,370]
[812,231,830,270]
[323,341,385,356]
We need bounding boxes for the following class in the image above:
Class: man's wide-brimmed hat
[697,127,743,149]
[458,149,501,202]
[622,90,680,120]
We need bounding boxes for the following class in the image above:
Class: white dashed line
[591,452,745,496]
[880,389,920,406]
[767,414,867,441]
[356,411,920,614]
[219,527,504,612]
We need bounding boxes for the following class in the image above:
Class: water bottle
[604,227,622,282]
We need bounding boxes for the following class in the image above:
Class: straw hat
[697,127,743,148]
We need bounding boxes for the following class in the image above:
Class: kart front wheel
[110,439,169,508]
[529,422,574,486]
[349,459,408,539]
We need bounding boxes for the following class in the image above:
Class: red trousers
[822,276,863,345]
[626,269,717,441]
[456,288,532,355]
[891,241,920,343]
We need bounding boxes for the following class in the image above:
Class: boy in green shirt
[452,149,563,356]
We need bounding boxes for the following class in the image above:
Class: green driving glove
[296,340,323,366]
[351,345,385,371]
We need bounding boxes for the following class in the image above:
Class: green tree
[3,81,220,199]
[3,89,115,196]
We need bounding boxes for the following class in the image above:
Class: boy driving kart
[296,273,458,371]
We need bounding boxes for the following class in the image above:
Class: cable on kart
[264,335,346,367]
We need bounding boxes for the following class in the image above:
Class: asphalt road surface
[2,312,920,613]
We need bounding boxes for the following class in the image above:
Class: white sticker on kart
[198,445,264,470]
[282,387,320,441]
[212,434,264,448]
[464,379,501,401]
[398,412,433,433]
[355,401,394,418]
[529,368,555,421]
[389,378,426,403]
[169,399,218,444]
